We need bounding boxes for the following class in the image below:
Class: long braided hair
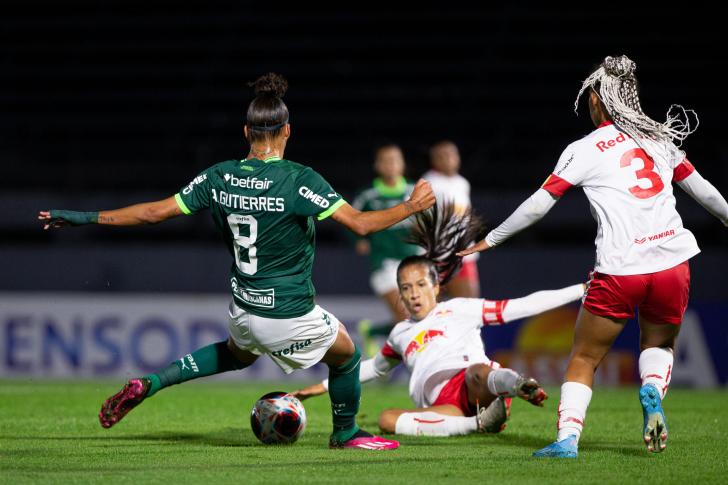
[397,202,488,287]
[575,55,698,160]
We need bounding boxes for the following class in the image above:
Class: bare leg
[564,307,626,386]
[226,337,261,366]
[321,323,356,366]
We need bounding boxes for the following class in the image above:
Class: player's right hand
[290,383,327,401]
[38,210,68,230]
[407,179,436,213]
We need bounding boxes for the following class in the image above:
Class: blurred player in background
[423,141,480,298]
[460,55,728,457]
[294,203,585,437]
[352,144,421,356]
[39,72,436,450]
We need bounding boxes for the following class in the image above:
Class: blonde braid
[575,55,698,160]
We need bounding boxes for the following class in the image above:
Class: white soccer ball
[250,391,307,444]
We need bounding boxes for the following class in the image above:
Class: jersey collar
[597,121,614,128]
[373,176,407,197]
[241,156,282,164]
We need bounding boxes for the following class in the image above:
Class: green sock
[328,346,362,442]
[144,341,249,397]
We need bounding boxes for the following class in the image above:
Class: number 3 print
[619,148,664,199]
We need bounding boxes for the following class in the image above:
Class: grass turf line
[1,380,726,484]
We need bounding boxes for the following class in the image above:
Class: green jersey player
[39,73,435,450]
[352,144,420,355]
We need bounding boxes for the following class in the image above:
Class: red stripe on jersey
[482,299,508,325]
[673,159,695,182]
[380,343,402,361]
[541,173,573,198]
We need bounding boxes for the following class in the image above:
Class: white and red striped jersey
[542,121,700,275]
[381,298,503,407]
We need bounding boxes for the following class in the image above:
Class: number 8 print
[619,148,665,199]
[227,214,258,275]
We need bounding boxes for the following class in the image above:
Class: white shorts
[369,258,401,296]
[227,300,340,374]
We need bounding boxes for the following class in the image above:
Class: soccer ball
[250,391,307,444]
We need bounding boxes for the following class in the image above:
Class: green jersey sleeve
[175,167,215,215]
[293,167,346,220]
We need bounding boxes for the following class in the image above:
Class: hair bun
[603,55,636,78]
[251,72,288,98]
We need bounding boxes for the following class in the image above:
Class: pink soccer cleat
[99,378,151,429]
[330,429,399,450]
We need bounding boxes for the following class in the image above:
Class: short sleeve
[176,167,215,215]
[542,145,588,197]
[293,167,346,220]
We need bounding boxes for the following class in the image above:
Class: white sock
[394,412,478,436]
[639,347,673,399]
[486,368,520,396]
[556,382,592,443]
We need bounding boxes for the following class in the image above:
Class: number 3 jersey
[541,121,700,275]
[175,156,345,318]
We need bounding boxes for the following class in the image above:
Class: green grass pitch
[1,380,726,483]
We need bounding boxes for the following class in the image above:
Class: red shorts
[433,369,475,416]
[454,260,479,285]
[432,362,511,417]
[583,261,690,325]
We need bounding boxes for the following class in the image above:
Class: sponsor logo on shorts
[634,229,675,245]
[271,340,313,357]
[230,278,275,308]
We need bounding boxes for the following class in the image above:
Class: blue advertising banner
[1,293,725,387]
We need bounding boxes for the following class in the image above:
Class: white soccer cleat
[477,396,509,433]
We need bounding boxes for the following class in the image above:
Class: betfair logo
[224,174,273,189]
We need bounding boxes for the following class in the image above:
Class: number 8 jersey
[541,121,699,275]
[175,156,345,318]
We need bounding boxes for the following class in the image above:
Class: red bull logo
[405,329,445,357]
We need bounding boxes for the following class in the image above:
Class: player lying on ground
[293,203,585,436]
[460,55,728,457]
[38,73,436,450]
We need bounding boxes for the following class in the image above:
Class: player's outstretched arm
[458,188,559,256]
[676,169,728,227]
[291,353,399,400]
[331,179,435,236]
[496,283,585,324]
[38,196,183,230]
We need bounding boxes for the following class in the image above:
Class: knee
[378,410,399,433]
[465,364,489,390]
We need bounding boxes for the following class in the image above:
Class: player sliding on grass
[293,203,585,436]
[38,72,436,450]
[459,55,728,457]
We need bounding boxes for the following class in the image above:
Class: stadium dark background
[1,3,726,299]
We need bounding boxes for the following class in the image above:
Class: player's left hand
[456,239,490,257]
